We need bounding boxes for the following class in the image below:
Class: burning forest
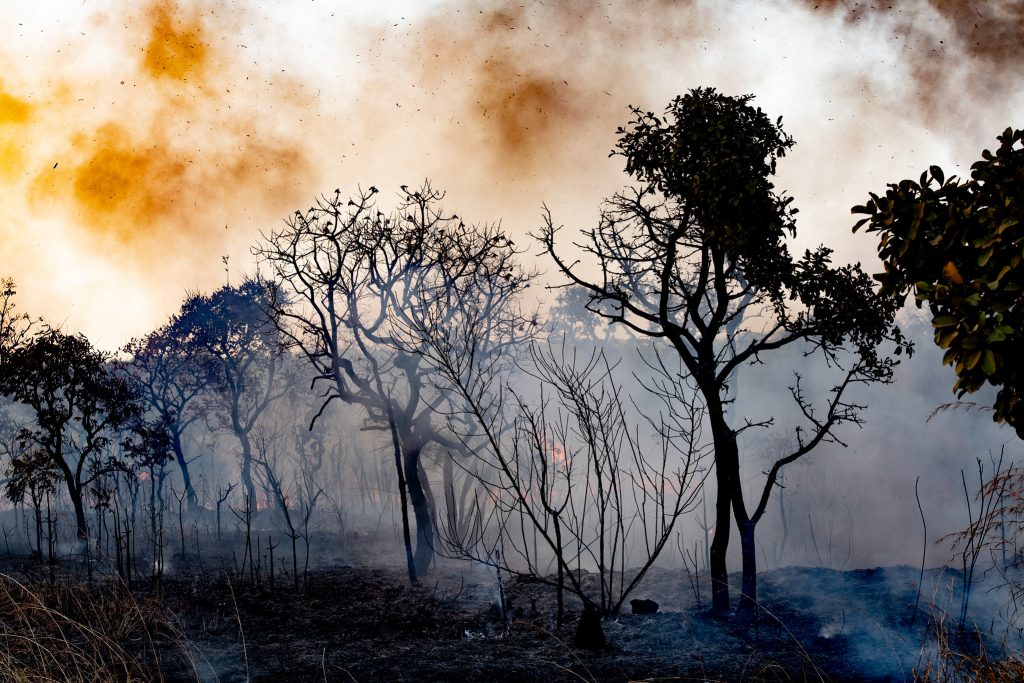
[0,1,1023,681]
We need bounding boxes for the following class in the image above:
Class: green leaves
[614,88,799,302]
[854,127,1024,437]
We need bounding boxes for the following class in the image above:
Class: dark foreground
[1,560,1020,682]
[151,561,1024,681]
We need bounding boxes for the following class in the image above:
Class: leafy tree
[123,321,221,509]
[853,127,1024,436]
[0,330,146,541]
[172,279,287,509]
[539,88,909,615]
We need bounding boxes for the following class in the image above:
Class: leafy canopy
[853,127,1024,435]
[616,87,798,299]
[544,87,907,388]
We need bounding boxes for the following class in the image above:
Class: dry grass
[0,572,194,682]
[914,611,1024,683]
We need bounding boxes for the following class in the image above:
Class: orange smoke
[23,0,315,255]
[361,1,642,187]
[0,85,32,125]
[0,83,33,181]
[142,1,208,83]
[1,0,1022,351]
[473,57,577,173]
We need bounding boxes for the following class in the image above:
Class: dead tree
[434,339,706,632]
[254,182,534,582]
[0,277,35,366]
[252,411,326,591]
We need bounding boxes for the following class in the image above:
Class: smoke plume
[0,0,1021,348]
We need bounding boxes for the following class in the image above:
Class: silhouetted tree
[123,322,221,509]
[4,445,58,557]
[254,183,534,582]
[854,127,1024,436]
[0,330,145,542]
[172,279,287,509]
[539,88,909,616]
[0,277,34,365]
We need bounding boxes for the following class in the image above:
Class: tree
[0,330,146,542]
[123,321,220,509]
[433,339,706,633]
[4,444,59,557]
[254,183,533,582]
[853,127,1024,436]
[172,279,287,509]
[0,278,34,365]
[539,88,909,616]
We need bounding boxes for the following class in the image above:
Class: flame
[548,439,567,467]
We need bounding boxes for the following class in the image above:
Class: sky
[1,0,1022,350]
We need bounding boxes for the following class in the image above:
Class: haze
[0,0,1020,350]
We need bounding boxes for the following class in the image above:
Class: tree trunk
[71,486,89,542]
[403,444,434,577]
[390,421,418,586]
[708,480,731,615]
[238,430,257,510]
[737,520,758,619]
[171,430,198,509]
[707,405,739,616]
[231,398,257,509]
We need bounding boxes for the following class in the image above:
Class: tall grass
[0,571,194,682]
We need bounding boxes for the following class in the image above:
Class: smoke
[44,0,311,248]
[1,0,319,345]
[801,1,1024,124]
[1,0,1021,351]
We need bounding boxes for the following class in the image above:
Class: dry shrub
[0,572,192,682]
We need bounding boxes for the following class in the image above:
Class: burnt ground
[145,562,1012,682]
[2,550,1017,682]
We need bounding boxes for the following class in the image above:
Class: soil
[3,551,1013,682]
[149,562,978,682]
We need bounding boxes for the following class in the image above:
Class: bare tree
[251,401,326,590]
[0,278,34,366]
[254,182,534,582]
[434,339,706,633]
